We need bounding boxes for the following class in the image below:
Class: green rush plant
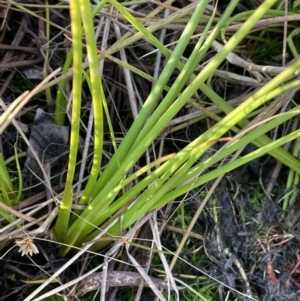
[52,0,300,257]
